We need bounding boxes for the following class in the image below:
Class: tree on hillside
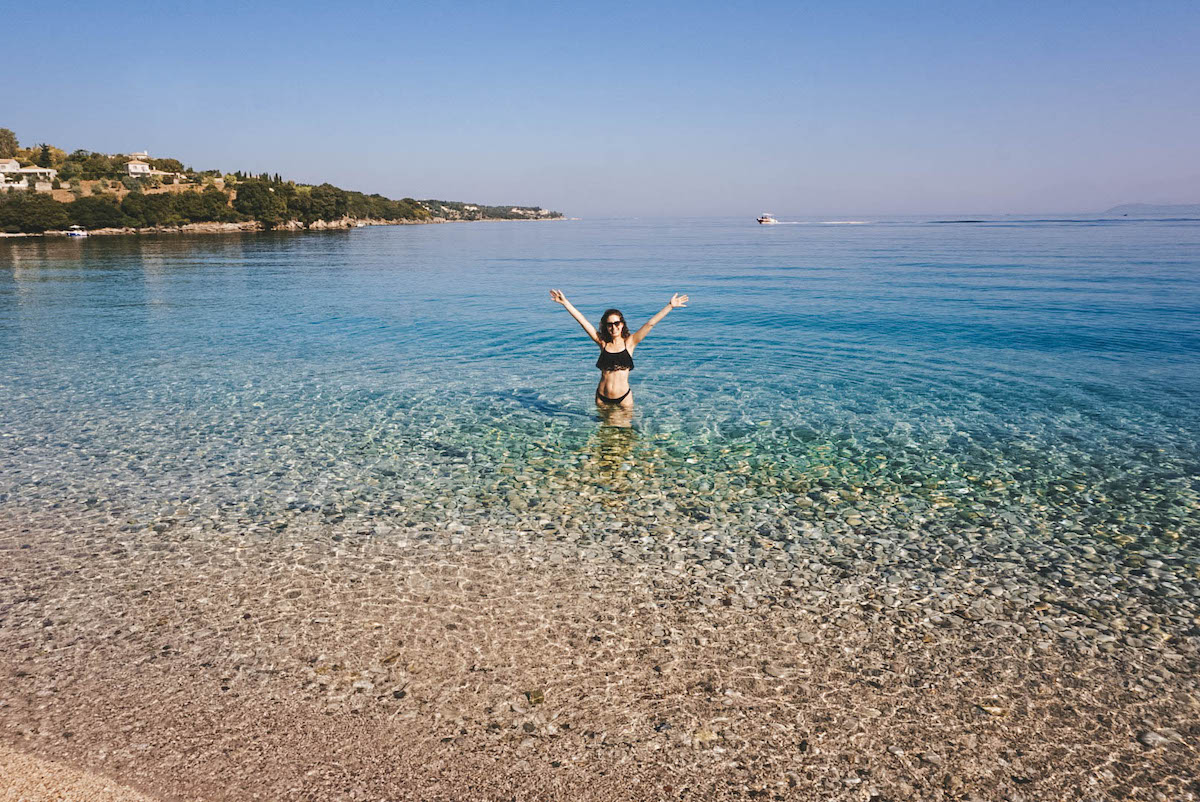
[168,186,236,223]
[67,195,129,229]
[232,178,287,228]
[36,144,53,168]
[0,190,70,233]
[310,183,349,221]
[150,157,185,173]
[60,150,125,181]
[200,186,237,221]
[0,128,17,158]
[286,191,314,225]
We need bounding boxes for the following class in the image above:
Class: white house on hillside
[18,166,56,181]
[1,159,57,180]
[126,154,185,182]
[1,158,57,191]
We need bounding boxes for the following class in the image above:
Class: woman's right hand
[549,288,567,305]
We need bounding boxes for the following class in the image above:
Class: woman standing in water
[549,290,689,408]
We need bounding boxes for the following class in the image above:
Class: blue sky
[5,1,1198,216]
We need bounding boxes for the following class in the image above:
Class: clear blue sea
[2,216,1198,576]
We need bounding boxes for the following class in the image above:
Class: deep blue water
[1,216,1198,560]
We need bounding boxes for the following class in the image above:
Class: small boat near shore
[67,225,88,237]
[757,213,778,225]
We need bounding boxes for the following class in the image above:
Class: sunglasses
[605,320,624,327]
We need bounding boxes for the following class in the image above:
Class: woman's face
[605,316,624,335]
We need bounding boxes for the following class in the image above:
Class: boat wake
[757,212,872,225]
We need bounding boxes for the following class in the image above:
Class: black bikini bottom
[596,388,631,406]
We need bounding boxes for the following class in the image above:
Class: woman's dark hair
[598,308,628,343]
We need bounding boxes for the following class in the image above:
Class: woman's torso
[596,340,634,396]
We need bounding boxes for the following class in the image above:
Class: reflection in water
[595,402,634,429]
[587,418,639,488]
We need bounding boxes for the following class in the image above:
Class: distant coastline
[0,214,565,239]
[1104,202,1200,216]
[0,130,563,236]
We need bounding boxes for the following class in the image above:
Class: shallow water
[1,217,1198,574]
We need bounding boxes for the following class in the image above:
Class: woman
[549,289,689,408]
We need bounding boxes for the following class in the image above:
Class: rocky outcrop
[270,217,433,231]
[39,215,563,238]
[42,221,259,237]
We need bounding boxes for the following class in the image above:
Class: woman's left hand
[670,293,689,308]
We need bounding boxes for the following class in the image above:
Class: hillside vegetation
[0,128,561,233]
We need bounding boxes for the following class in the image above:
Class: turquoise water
[1,218,1198,573]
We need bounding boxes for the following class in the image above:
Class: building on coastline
[0,159,19,190]
[20,167,56,182]
[126,153,186,184]
[0,159,58,192]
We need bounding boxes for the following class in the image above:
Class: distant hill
[1104,203,1200,216]
[0,128,563,234]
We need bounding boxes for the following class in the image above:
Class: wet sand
[1,510,1196,801]
[0,743,157,801]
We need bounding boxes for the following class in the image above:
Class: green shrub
[67,195,129,229]
[0,190,70,232]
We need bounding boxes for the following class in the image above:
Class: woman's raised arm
[549,289,601,345]
[630,293,688,345]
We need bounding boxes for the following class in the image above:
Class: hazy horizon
[5,1,1198,218]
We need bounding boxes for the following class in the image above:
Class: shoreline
[0,215,567,239]
[1,510,1195,801]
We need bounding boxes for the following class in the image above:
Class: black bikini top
[596,346,634,372]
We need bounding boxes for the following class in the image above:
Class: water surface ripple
[2,217,1198,640]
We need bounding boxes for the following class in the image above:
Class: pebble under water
[1,216,1198,656]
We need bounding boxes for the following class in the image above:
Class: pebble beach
[2,505,1196,801]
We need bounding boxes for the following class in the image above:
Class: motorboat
[67,225,88,237]
[757,213,778,225]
